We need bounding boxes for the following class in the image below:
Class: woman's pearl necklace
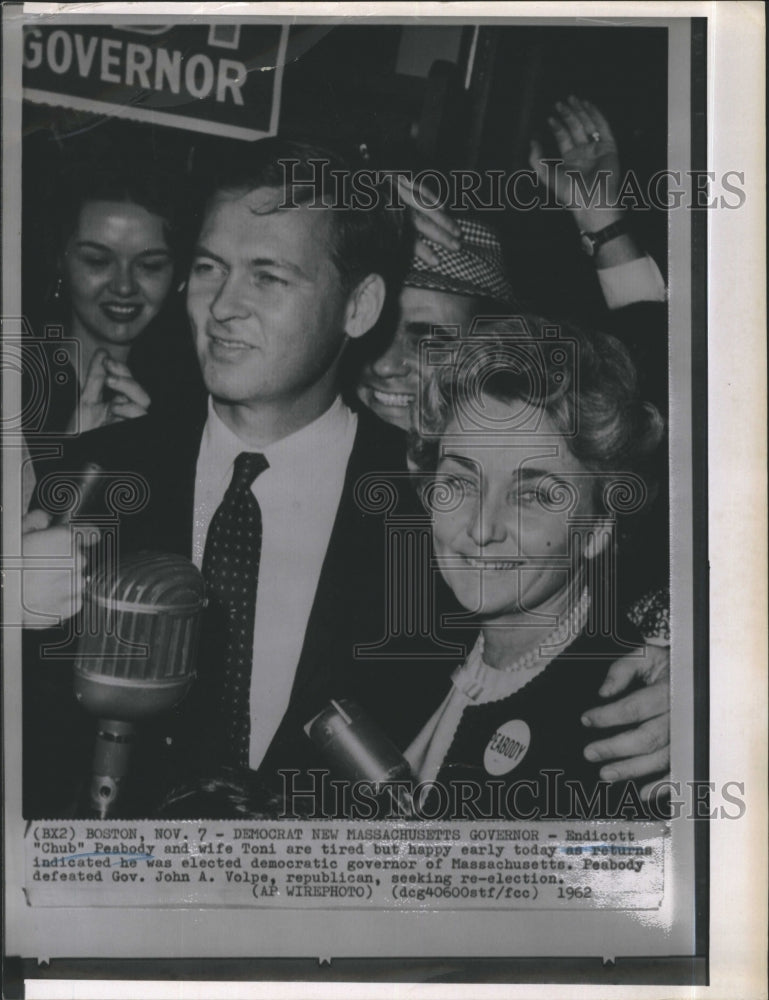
[479,588,591,674]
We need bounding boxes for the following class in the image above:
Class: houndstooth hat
[406,217,517,304]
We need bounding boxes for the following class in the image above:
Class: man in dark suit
[26,140,469,816]
[55,394,465,812]
[26,139,667,818]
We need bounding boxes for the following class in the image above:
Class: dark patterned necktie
[202,451,269,767]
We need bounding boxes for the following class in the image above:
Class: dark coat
[20,304,204,486]
[425,625,652,820]
[24,403,470,817]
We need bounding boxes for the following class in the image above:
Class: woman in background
[22,163,201,486]
[20,163,201,817]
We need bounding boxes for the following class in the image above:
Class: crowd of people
[19,97,671,820]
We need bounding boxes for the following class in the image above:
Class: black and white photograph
[1,3,765,998]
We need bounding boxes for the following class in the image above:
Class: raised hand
[102,356,152,421]
[69,350,151,435]
[396,175,461,266]
[529,95,623,233]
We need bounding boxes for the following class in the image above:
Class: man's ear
[343,274,386,341]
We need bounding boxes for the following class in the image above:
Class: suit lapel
[285,411,397,717]
[283,410,473,732]
[126,404,207,559]
[154,424,202,559]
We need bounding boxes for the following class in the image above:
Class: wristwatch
[579,218,629,257]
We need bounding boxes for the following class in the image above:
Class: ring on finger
[590,131,601,143]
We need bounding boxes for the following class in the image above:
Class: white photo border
[1,2,765,998]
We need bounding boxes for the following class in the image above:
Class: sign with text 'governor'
[23,23,287,140]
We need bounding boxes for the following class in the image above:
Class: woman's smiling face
[62,200,174,349]
[432,393,604,622]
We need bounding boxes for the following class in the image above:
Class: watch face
[580,232,597,256]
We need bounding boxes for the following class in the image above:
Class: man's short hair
[199,138,406,293]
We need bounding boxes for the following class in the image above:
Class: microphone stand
[89,719,135,819]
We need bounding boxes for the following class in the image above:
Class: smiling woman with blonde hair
[405,316,664,817]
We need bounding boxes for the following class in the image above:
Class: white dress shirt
[193,396,357,769]
[598,254,667,310]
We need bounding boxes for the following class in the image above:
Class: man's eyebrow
[249,256,308,278]
[405,321,459,340]
[440,453,480,472]
[192,245,228,267]
[192,247,309,279]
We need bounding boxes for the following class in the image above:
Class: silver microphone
[74,550,206,818]
[305,698,414,816]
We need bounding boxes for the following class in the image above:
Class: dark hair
[409,314,664,479]
[52,163,184,262]
[197,138,407,293]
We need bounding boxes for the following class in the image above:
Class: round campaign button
[483,719,531,776]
